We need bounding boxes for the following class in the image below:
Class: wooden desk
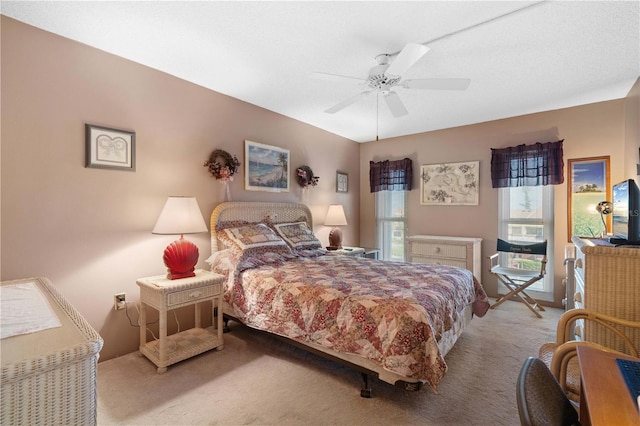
[577,345,640,426]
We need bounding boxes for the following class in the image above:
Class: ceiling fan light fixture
[315,42,469,117]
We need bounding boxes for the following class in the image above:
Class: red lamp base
[163,236,199,280]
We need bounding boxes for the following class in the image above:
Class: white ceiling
[2,1,639,143]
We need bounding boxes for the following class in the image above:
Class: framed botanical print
[567,156,611,240]
[420,161,479,205]
[244,140,290,192]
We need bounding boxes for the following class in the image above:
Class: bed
[209,201,489,396]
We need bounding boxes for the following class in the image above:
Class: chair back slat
[497,239,547,256]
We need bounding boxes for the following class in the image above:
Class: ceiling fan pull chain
[376,93,379,141]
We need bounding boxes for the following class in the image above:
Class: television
[610,178,640,245]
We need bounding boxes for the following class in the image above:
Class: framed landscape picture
[244,140,290,192]
[567,156,610,241]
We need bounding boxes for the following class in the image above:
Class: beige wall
[624,78,640,179]
[1,17,360,361]
[360,99,629,306]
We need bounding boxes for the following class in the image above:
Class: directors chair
[489,239,548,318]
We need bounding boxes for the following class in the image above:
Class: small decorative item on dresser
[296,165,320,188]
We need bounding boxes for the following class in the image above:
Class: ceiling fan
[312,43,471,118]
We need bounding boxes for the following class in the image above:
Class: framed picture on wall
[567,156,611,241]
[420,161,479,205]
[244,140,290,192]
[85,124,136,171]
[336,171,348,193]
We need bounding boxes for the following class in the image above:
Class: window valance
[369,158,413,193]
[490,140,564,188]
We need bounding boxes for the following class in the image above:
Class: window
[498,185,554,297]
[375,190,407,262]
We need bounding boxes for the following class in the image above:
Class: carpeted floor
[97,300,562,425]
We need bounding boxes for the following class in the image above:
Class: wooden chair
[489,239,547,318]
[516,357,580,426]
[538,308,640,405]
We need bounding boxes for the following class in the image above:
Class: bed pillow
[272,221,327,257]
[217,223,296,271]
[205,249,238,274]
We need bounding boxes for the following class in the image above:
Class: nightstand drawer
[410,243,467,260]
[167,282,221,307]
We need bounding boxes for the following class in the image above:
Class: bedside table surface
[137,269,222,292]
[334,247,365,255]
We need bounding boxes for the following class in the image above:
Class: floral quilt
[219,254,489,391]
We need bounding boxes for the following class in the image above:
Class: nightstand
[137,269,224,373]
[334,246,366,256]
[362,248,380,259]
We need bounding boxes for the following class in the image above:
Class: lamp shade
[325,204,347,249]
[324,205,348,226]
[153,196,207,280]
[152,196,208,235]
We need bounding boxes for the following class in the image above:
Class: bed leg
[222,315,231,333]
[360,373,372,398]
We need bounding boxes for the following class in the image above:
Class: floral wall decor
[296,165,319,188]
[204,149,240,182]
[204,149,240,201]
[420,161,479,205]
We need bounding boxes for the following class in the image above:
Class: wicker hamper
[1,277,103,425]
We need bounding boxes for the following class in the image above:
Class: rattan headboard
[210,201,313,253]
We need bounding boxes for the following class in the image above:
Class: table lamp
[152,196,208,280]
[325,204,347,249]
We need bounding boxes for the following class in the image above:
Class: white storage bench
[1,277,103,425]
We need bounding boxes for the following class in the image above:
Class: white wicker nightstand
[136,270,224,373]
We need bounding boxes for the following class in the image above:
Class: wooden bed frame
[210,201,473,397]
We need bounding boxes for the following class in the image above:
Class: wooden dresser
[407,235,482,278]
[571,237,640,352]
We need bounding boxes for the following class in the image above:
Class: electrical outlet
[114,293,126,311]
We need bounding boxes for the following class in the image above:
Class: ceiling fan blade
[386,43,429,77]
[310,72,365,83]
[324,91,372,114]
[383,91,408,117]
[402,78,471,91]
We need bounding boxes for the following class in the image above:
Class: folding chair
[489,239,548,318]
